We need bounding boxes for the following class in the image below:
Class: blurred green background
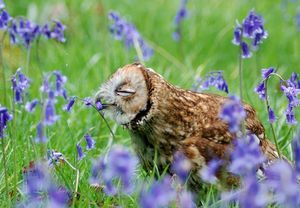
[1,0,300,206]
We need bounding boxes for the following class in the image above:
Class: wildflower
[265,160,300,207]
[288,72,300,89]
[254,81,266,100]
[108,11,154,61]
[219,96,246,133]
[63,96,75,112]
[261,67,275,79]
[35,122,47,143]
[0,10,10,30]
[44,99,60,125]
[83,97,93,106]
[19,162,70,207]
[241,41,252,58]
[193,71,229,93]
[11,68,30,103]
[178,191,196,208]
[84,134,95,150]
[280,84,300,108]
[25,99,39,113]
[173,0,188,41]
[47,149,64,167]
[0,105,13,138]
[76,143,86,160]
[95,100,103,111]
[90,145,138,195]
[267,106,276,123]
[232,25,242,45]
[200,159,222,184]
[53,71,67,99]
[292,128,300,175]
[171,151,192,183]
[285,106,297,125]
[42,21,66,43]
[139,176,176,208]
[229,134,265,176]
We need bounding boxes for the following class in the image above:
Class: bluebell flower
[76,143,86,160]
[232,25,242,45]
[261,67,275,79]
[292,128,300,175]
[173,0,188,41]
[53,71,67,99]
[90,145,138,195]
[265,160,300,208]
[44,99,60,125]
[285,105,297,125]
[241,41,252,58]
[11,68,30,103]
[95,100,103,111]
[229,134,265,176]
[219,96,246,133]
[19,162,70,207]
[200,159,222,184]
[171,151,191,183]
[267,106,276,123]
[42,21,66,43]
[40,75,50,93]
[25,99,39,113]
[0,105,13,139]
[63,96,75,112]
[254,81,266,100]
[84,134,95,150]
[83,97,93,106]
[280,84,300,107]
[139,176,176,208]
[288,72,300,89]
[0,10,10,30]
[35,122,47,143]
[108,11,154,61]
[47,149,64,167]
[193,71,229,93]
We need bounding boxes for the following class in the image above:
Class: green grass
[1,0,300,207]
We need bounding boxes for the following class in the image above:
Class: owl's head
[95,63,151,125]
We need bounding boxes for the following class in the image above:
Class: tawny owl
[95,62,278,189]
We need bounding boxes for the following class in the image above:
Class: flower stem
[11,97,17,198]
[264,78,281,159]
[238,46,243,101]
[1,137,10,206]
[0,32,7,105]
[26,47,31,75]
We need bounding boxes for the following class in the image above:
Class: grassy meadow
[1,0,300,207]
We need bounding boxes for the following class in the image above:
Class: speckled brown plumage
[96,63,279,190]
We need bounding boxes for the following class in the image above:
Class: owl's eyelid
[115,89,136,96]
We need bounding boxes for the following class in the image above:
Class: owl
[95,62,279,189]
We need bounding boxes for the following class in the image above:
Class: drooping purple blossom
[47,149,64,167]
[35,122,47,143]
[42,21,66,43]
[267,106,276,123]
[53,71,67,99]
[84,134,95,150]
[292,128,300,175]
[288,72,300,89]
[83,97,93,106]
[200,159,222,184]
[173,0,188,41]
[265,160,300,207]
[285,106,297,125]
[44,99,60,125]
[11,68,30,103]
[0,10,10,30]
[139,176,176,208]
[233,10,267,58]
[63,96,75,112]
[95,100,103,111]
[229,134,265,176]
[25,99,39,113]
[171,151,192,183]
[90,145,138,195]
[219,96,246,133]
[261,67,275,79]
[76,143,86,161]
[0,105,13,139]
[254,81,266,100]
[193,71,229,93]
[108,11,154,61]
[19,162,70,207]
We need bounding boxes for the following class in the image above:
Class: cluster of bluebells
[18,162,70,207]
[108,11,154,61]
[192,71,229,94]
[76,134,96,160]
[0,105,12,139]
[90,145,138,195]
[255,67,300,125]
[11,68,30,104]
[232,10,268,58]
[0,1,65,48]
[172,0,188,41]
